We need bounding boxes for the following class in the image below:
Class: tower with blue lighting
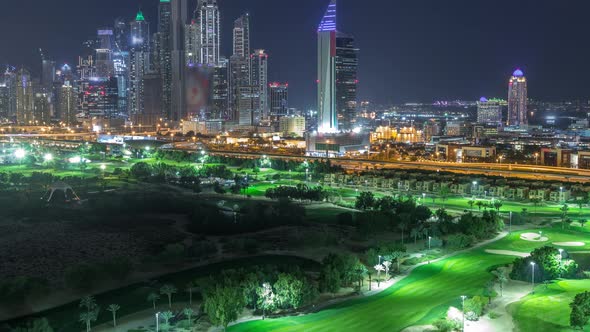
[317,0,338,133]
[508,69,528,126]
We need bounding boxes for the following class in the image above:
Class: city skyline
[3,0,590,108]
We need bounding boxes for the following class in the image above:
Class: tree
[475,200,484,211]
[397,222,407,245]
[159,311,175,328]
[257,282,276,318]
[147,292,160,310]
[130,162,152,179]
[510,246,580,282]
[411,227,421,245]
[391,250,405,272]
[483,280,496,304]
[79,309,99,332]
[160,284,178,308]
[468,200,475,211]
[11,318,54,332]
[320,265,341,296]
[355,191,376,210]
[107,304,120,327]
[204,285,245,330]
[439,187,450,208]
[183,308,195,327]
[186,282,196,305]
[493,200,503,212]
[570,291,590,330]
[79,295,97,313]
[493,267,509,297]
[382,261,392,280]
[274,274,305,310]
[374,264,385,288]
[560,204,570,229]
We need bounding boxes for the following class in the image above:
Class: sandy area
[485,249,529,257]
[553,242,585,247]
[400,325,436,332]
[520,233,548,242]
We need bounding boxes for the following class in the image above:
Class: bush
[464,296,487,320]
[433,318,460,332]
[445,234,476,249]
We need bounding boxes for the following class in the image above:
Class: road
[170,145,590,183]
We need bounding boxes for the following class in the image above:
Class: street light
[509,211,513,234]
[14,148,26,160]
[461,295,467,332]
[100,164,106,171]
[155,312,160,332]
[43,153,53,162]
[428,236,432,250]
[530,262,536,292]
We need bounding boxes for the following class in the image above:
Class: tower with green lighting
[129,10,150,115]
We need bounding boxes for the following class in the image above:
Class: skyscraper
[197,0,221,65]
[2,68,17,117]
[157,0,173,119]
[113,18,129,52]
[508,69,528,126]
[269,82,289,118]
[250,49,268,119]
[34,91,51,124]
[41,58,56,90]
[185,18,200,66]
[58,81,78,125]
[16,69,35,125]
[317,0,338,132]
[233,14,250,58]
[129,10,150,115]
[211,57,229,119]
[335,32,358,131]
[171,0,188,121]
[229,55,251,120]
[95,28,115,77]
[477,97,503,125]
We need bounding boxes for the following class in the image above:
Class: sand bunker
[485,249,530,257]
[520,233,548,242]
[553,242,585,247]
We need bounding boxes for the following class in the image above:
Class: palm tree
[391,250,405,272]
[468,200,475,211]
[186,282,196,305]
[107,304,120,327]
[382,261,392,280]
[531,198,541,222]
[439,187,450,209]
[79,309,99,332]
[411,227,420,245]
[160,311,175,326]
[476,200,484,211]
[374,264,385,288]
[183,307,195,327]
[147,292,160,310]
[493,200,503,212]
[160,284,178,308]
[79,295,97,313]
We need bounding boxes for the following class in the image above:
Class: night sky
[1,0,590,108]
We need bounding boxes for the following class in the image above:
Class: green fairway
[509,279,590,332]
[230,228,590,332]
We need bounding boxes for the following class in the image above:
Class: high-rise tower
[317,0,338,132]
[335,32,358,131]
[197,0,221,65]
[171,0,188,121]
[233,14,250,58]
[16,68,35,125]
[96,28,115,77]
[157,0,173,119]
[508,69,528,126]
[129,10,150,115]
[251,49,268,119]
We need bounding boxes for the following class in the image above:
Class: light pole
[428,236,432,250]
[377,255,382,285]
[509,211,512,234]
[422,193,426,206]
[155,312,160,332]
[534,152,539,165]
[558,248,563,277]
[472,181,477,198]
[560,186,564,204]
[530,262,536,292]
[461,295,467,332]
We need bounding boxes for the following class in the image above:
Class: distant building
[33,91,51,124]
[95,28,115,77]
[279,116,305,137]
[237,85,260,126]
[229,55,251,120]
[16,69,35,125]
[540,148,573,168]
[129,10,150,115]
[156,0,172,119]
[317,0,338,132]
[58,81,78,125]
[508,69,528,126]
[132,72,162,126]
[211,58,229,120]
[477,97,503,125]
[269,82,289,118]
[335,32,359,131]
[79,77,119,117]
[233,14,250,58]
[250,50,268,119]
[197,0,221,65]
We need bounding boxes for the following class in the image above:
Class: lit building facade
[508,69,528,126]
[233,14,250,58]
[250,49,268,119]
[16,69,35,125]
[335,32,359,131]
[280,116,305,137]
[476,97,503,125]
[95,28,115,77]
[317,0,338,132]
[58,81,78,125]
[129,10,150,115]
[269,82,288,118]
[197,0,221,65]
[171,0,188,121]
[157,0,173,119]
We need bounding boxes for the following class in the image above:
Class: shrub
[445,234,476,249]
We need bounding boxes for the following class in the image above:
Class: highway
[170,145,590,183]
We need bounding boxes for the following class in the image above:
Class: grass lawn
[484,227,590,253]
[230,227,590,332]
[509,279,590,332]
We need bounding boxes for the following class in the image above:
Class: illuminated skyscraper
[157,0,173,119]
[233,14,250,58]
[197,0,221,65]
[335,32,358,131]
[16,68,35,125]
[250,49,268,119]
[171,0,188,121]
[508,69,528,126]
[317,0,338,132]
[129,10,150,115]
[58,81,78,125]
[211,57,229,119]
[229,55,251,120]
[185,18,200,66]
[95,28,115,77]
[33,91,51,124]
